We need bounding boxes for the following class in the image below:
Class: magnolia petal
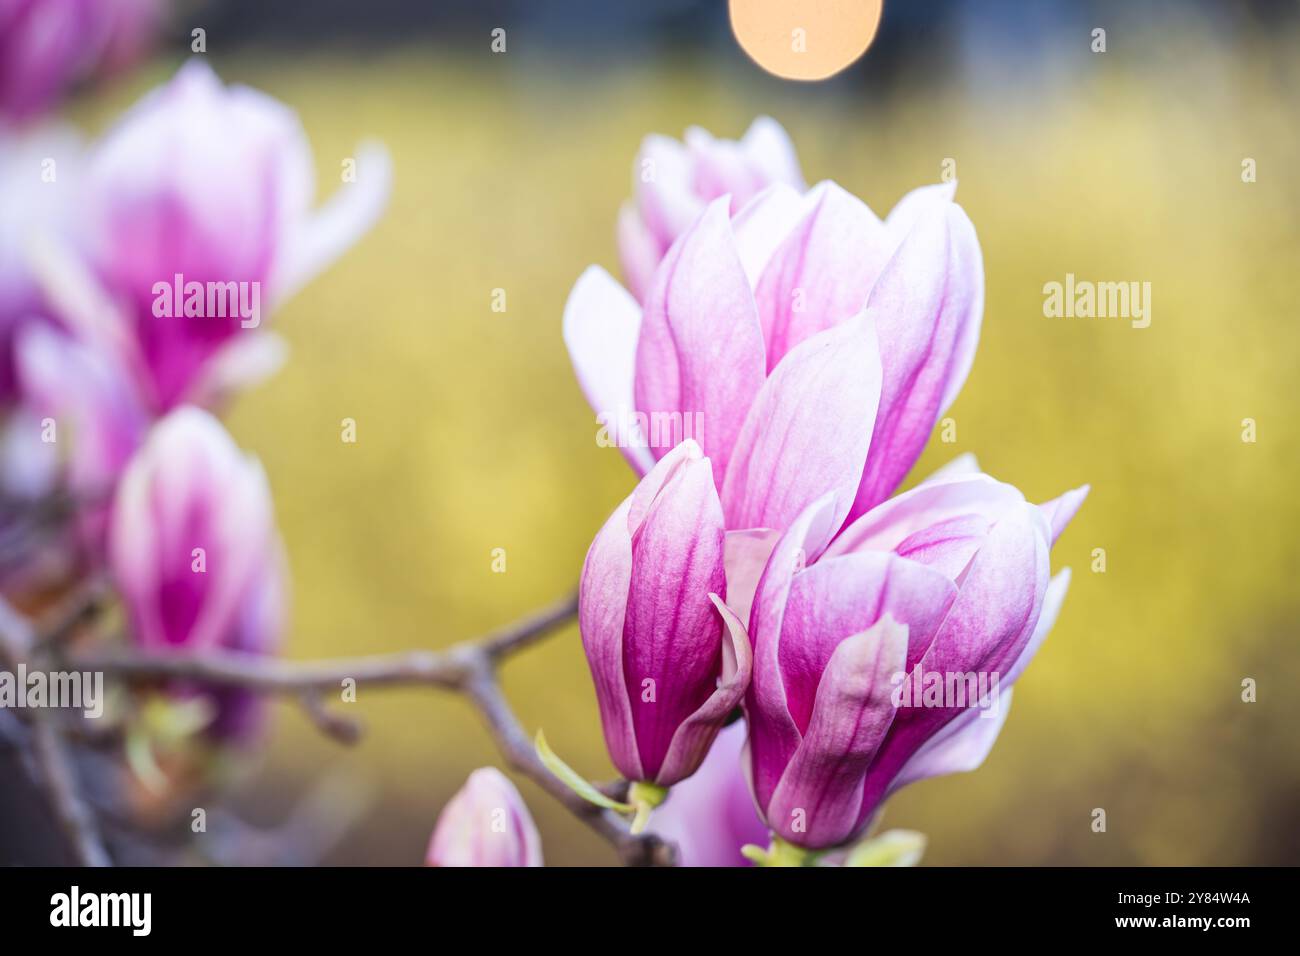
[766,616,907,848]
[1038,485,1090,546]
[859,503,1049,810]
[731,183,808,288]
[271,141,391,306]
[777,551,957,729]
[754,181,891,371]
[740,116,806,192]
[635,133,698,245]
[886,686,1013,797]
[647,720,768,866]
[578,497,643,781]
[622,446,727,779]
[723,527,781,629]
[634,198,766,480]
[616,201,661,304]
[848,192,983,521]
[920,452,981,485]
[722,311,882,534]
[827,473,1025,559]
[744,493,841,809]
[656,594,753,786]
[562,265,654,475]
[184,331,288,411]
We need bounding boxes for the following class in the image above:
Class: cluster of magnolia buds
[535,117,1084,866]
[1,42,389,758]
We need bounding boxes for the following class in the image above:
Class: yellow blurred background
[69,8,1300,865]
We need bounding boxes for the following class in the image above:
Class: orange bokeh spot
[729,0,884,81]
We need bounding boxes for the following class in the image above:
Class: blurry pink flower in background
[617,117,804,301]
[743,466,1086,849]
[567,176,983,555]
[0,59,390,589]
[109,406,286,739]
[85,58,391,410]
[0,0,162,124]
[426,768,543,867]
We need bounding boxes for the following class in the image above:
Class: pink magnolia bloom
[109,406,286,738]
[566,178,982,546]
[617,118,805,301]
[743,461,1087,850]
[85,58,390,409]
[426,768,543,867]
[647,720,768,866]
[0,0,161,124]
[579,440,751,788]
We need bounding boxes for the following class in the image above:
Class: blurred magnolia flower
[426,768,543,867]
[566,178,983,559]
[743,462,1087,851]
[618,117,804,301]
[0,123,84,404]
[0,0,162,124]
[85,58,391,409]
[109,406,286,739]
[579,440,750,818]
[647,720,767,866]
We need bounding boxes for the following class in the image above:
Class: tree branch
[29,715,112,867]
[60,589,677,866]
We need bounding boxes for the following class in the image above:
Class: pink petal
[847,190,984,522]
[578,496,642,781]
[827,473,1025,559]
[723,527,781,629]
[721,311,882,534]
[884,567,1071,798]
[647,721,768,867]
[634,198,766,482]
[731,183,808,289]
[634,133,699,247]
[766,616,907,848]
[1038,484,1090,546]
[655,594,753,785]
[744,493,842,810]
[739,116,806,192]
[622,445,727,779]
[562,265,655,476]
[616,201,661,304]
[860,503,1050,810]
[777,551,956,732]
[754,181,892,371]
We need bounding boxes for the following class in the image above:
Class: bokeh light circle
[729,0,884,81]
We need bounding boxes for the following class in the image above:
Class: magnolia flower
[566,178,982,548]
[647,720,768,866]
[743,461,1087,850]
[109,406,286,739]
[425,768,543,867]
[618,118,804,301]
[0,0,161,124]
[579,440,751,812]
[85,58,390,409]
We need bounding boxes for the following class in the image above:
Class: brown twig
[29,715,112,867]
[59,589,676,866]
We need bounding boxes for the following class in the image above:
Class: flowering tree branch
[50,590,677,867]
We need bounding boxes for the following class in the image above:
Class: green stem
[627,781,668,834]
